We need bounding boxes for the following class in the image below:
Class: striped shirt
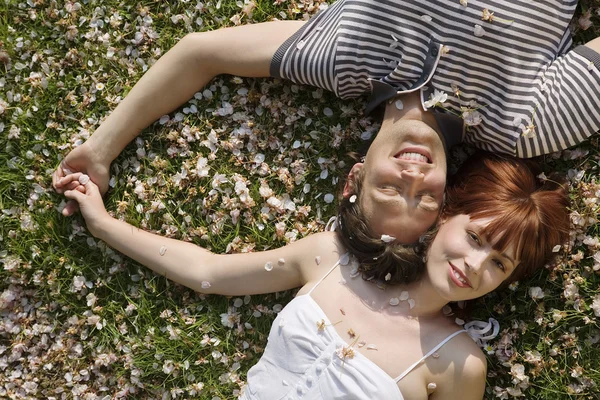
[271,0,600,158]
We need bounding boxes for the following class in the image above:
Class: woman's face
[425,214,521,302]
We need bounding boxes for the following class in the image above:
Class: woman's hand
[61,172,112,237]
[52,142,111,217]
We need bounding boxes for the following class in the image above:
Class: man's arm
[585,37,600,54]
[53,21,304,214]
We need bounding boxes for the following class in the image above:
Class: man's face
[353,118,447,243]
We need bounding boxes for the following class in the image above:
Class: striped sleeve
[516,46,600,158]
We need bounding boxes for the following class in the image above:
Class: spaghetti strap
[394,329,467,383]
[306,254,347,296]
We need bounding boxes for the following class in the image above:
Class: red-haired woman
[58,151,569,400]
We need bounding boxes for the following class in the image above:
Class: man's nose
[401,169,424,196]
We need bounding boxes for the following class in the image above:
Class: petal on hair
[381,234,396,243]
[339,253,350,265]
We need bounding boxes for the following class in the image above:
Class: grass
[1,0,600,399]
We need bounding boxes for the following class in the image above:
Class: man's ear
[342,163,364,198]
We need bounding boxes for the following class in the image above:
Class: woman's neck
[364,276,450,320]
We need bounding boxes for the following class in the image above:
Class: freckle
[159,246,167,256]
[340,308,346,315]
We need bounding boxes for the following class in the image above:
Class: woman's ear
[342,163,364,198]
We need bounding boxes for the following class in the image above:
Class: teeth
[453,270,468,285]
[398,152,429,163]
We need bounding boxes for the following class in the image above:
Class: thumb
[77,174,101,195]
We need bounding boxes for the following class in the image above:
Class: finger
[77,174,100,194]
[52,167,66,192]
[58,172,84,188]
[61,199,80,217]
[64,188,86,203]
[65,181,82,191]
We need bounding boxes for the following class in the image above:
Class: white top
[240,259,467,400]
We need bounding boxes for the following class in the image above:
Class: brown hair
[441,151,570,283]
[336,167,429,286]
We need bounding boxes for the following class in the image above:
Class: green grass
[1,0,600,399]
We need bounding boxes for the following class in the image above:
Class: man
[53,0,600,243]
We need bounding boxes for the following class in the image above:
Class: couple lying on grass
[52,1,599,398]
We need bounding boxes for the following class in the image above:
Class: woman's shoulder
[431,326,487,399]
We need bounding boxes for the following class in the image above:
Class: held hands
[61,172,111,237]
[52,142,111,216]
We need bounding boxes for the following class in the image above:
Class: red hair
[443,152,570,282]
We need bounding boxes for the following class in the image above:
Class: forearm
[86,21,304,164]
[94,216,214,292]
[87,34,217,163]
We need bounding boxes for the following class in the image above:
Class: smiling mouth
[394,147,432,164]
[448,263,472,288]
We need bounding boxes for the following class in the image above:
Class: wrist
[89,214,116,240]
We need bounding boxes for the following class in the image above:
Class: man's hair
[441,151,570,283]
[336,167,429,286]
[334,151,570,287]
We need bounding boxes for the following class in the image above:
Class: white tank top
[240,258,467,400]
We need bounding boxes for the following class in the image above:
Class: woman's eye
[468,231,481,245]
[494,260,506,272]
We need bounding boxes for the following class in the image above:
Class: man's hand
[52,142,111,216]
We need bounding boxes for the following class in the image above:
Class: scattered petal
[339,253,350,265]
[349,195,357,203]
[381,234,396,243]
[421,15,432,22]
[315,256,322,265]
[201,281,211,289]
[323,107,333,117]
[389,297,400,306]
[455,318,465,325]
[408,299,415,309]
[278,258,286,266]
[357,341,366,348]
[474,24,485,37]
[552,245,561,253]
[366,344,378,350]
[324,193,335,203]
[159,246,167,256]
[399,291,409,301]
[395,99,404,110]
[347,328,356,338]
[264,261,274,272]
[385,273,392,281]
[78,174,90,185]
[427,382,437,390]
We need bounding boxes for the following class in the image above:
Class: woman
[57,151,569,399]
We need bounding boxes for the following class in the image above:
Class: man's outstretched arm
[52,21,304,215]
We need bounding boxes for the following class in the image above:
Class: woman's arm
[53,21,305,216]
[430,336,487,400]
[62,173,337,296]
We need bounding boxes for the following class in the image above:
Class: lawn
[0,0,599,399]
